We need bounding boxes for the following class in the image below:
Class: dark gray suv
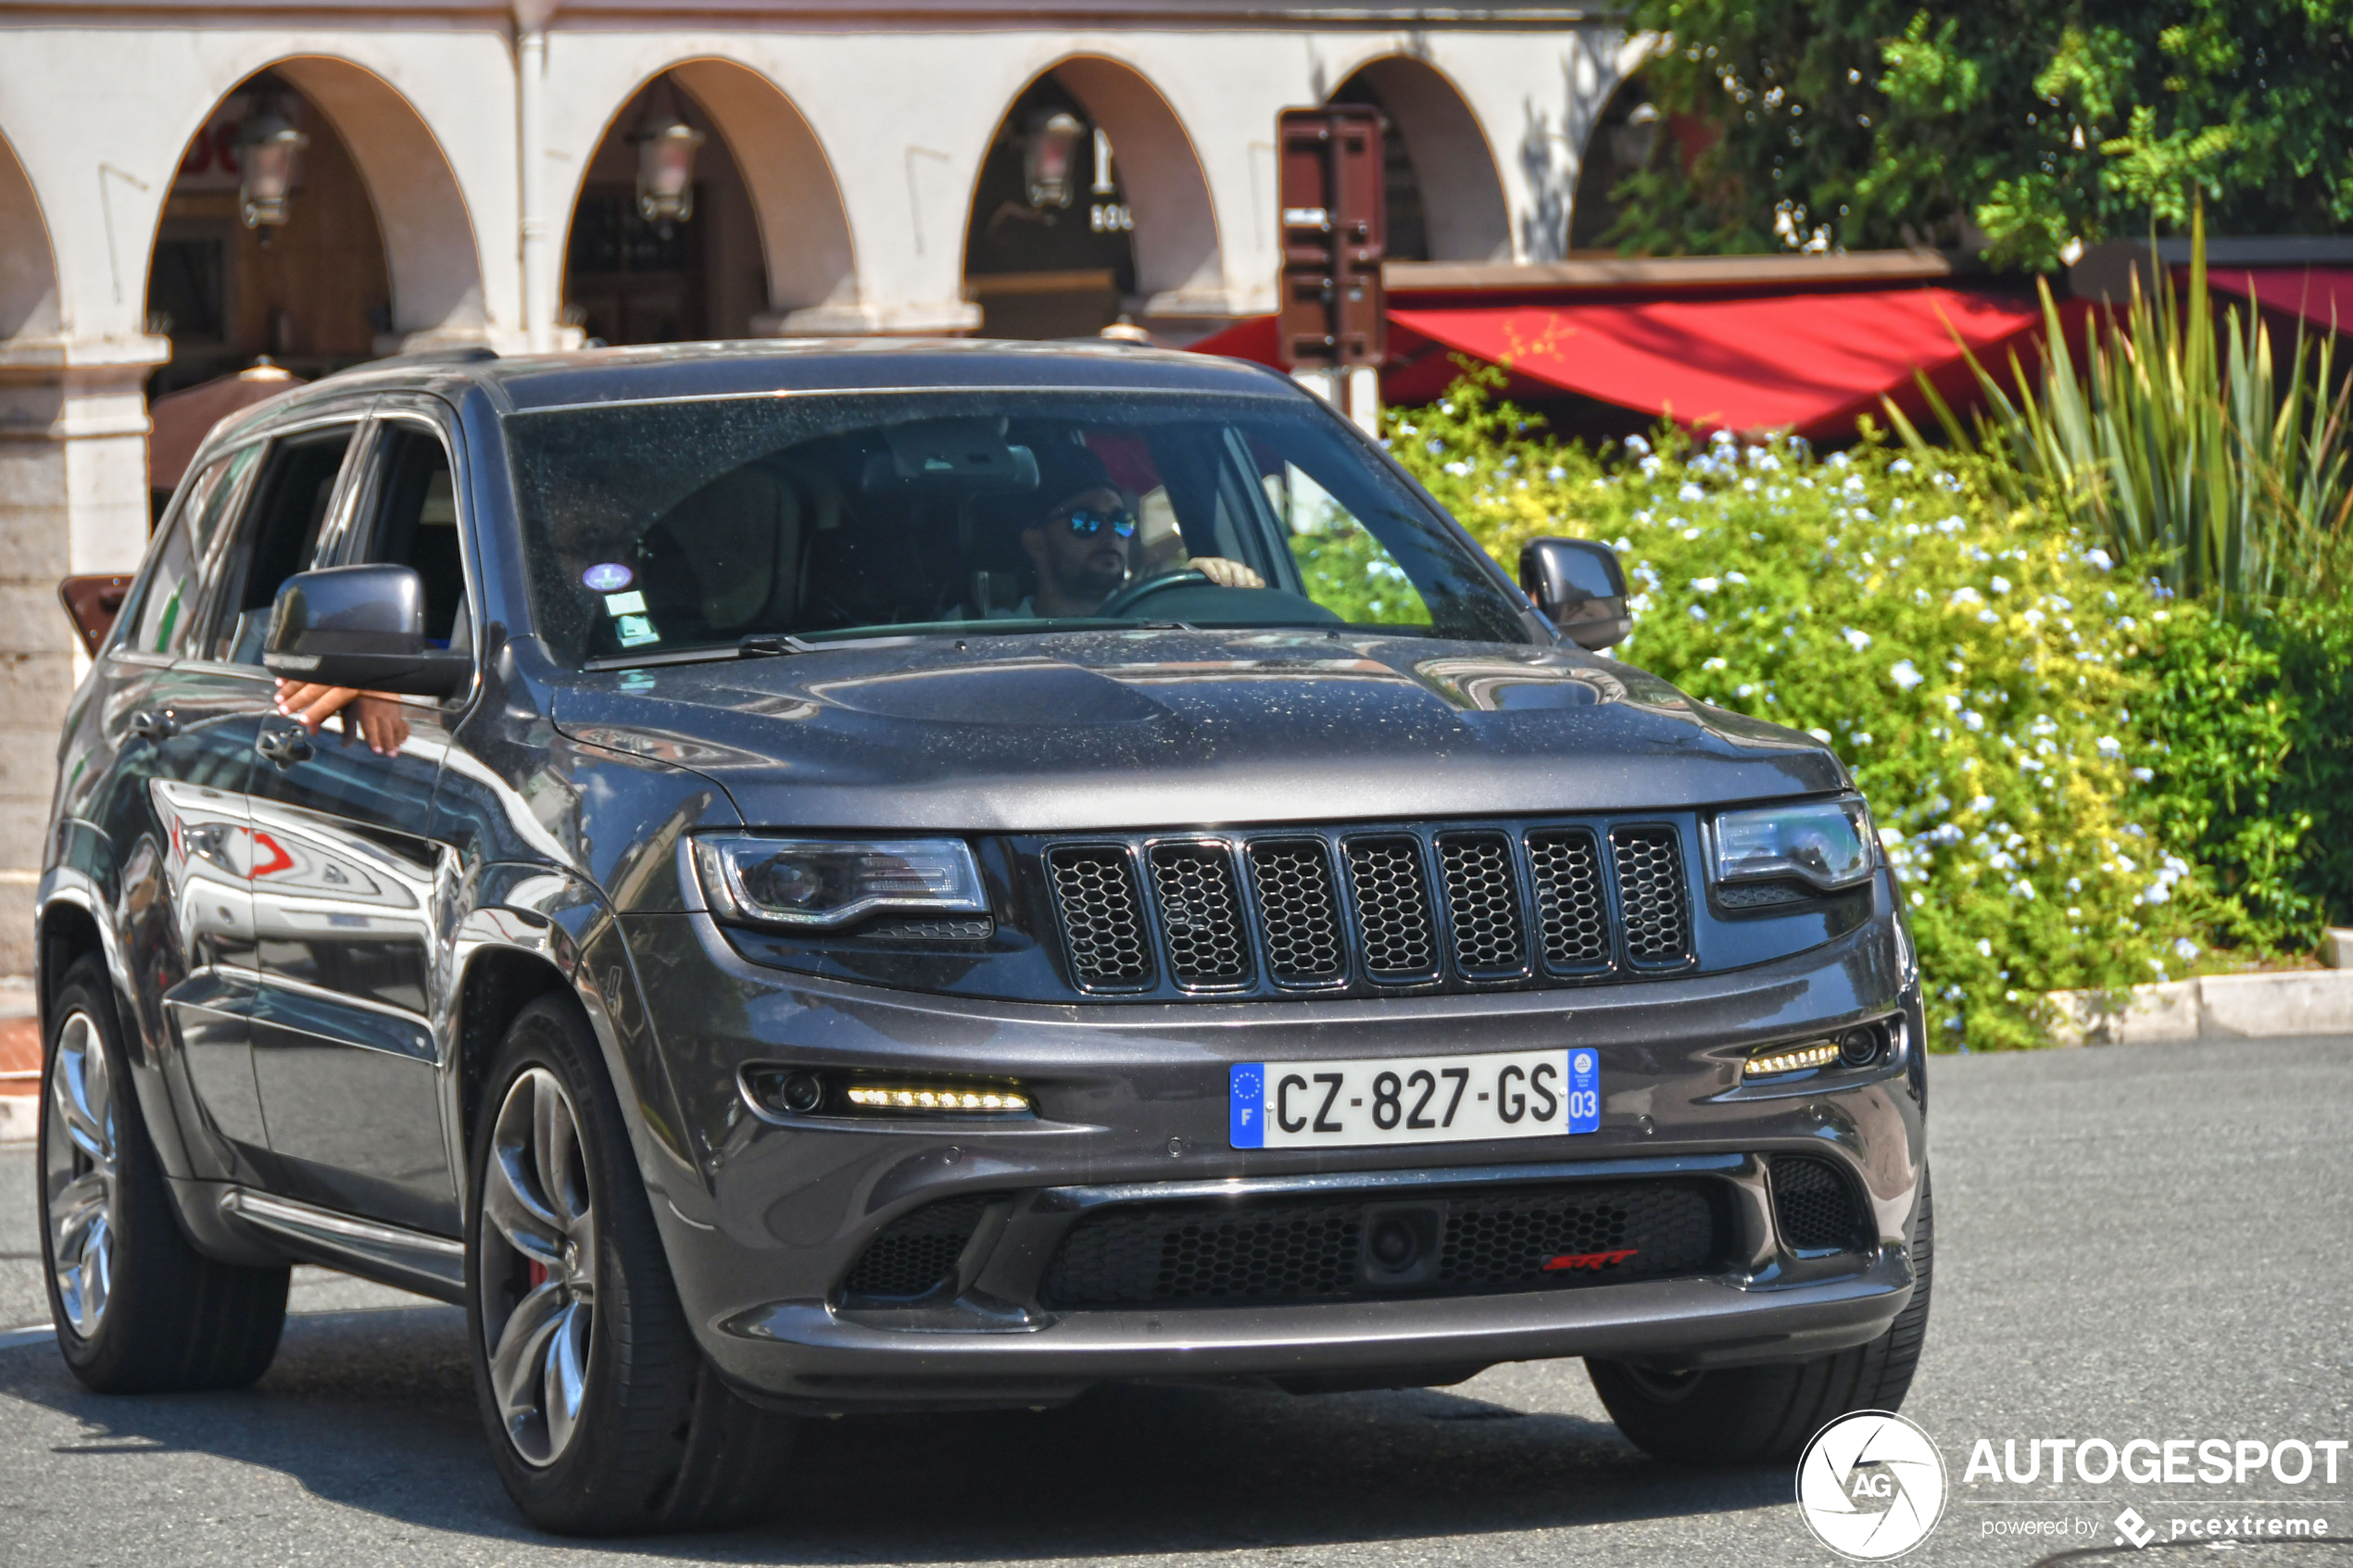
[37,341,1929,1534]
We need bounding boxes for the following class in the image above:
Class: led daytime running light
[1743,1041,1840,1077]
[845,1086,1031,1113]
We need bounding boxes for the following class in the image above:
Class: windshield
[503,389,1536,667]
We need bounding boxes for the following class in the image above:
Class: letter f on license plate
[1229,1047,1600,1149]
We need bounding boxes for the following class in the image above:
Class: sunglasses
[1059,507,1137,539]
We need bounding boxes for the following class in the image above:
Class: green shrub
[1389,372,2206,1051]
[1890,207,2353,613]
[2134,596,2353,952]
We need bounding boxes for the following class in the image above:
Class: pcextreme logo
[1796,1411,1950,1561]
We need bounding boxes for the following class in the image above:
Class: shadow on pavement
[0,1302,1785,1561]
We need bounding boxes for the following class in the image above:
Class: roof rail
[356,345,500,370]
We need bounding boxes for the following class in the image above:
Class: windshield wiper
[737,633,821,657]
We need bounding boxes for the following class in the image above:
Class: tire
[465,995,795,1535]
[1589,1165,1934,1467]
[39,953,290,1392]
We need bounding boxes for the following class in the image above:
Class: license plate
[1228,1047,1601,1149]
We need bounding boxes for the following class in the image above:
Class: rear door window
[201,425,359,665]
[121,444,260,657]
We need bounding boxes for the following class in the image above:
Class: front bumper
[621,895,1928,1412]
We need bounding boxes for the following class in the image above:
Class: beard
[1055,549,1129,605]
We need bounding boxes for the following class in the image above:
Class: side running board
[220,1187,467,1304]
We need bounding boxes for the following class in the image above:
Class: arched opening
[0,132,59,343]
[143,60,484,507]
[1568,73,1659,251]
[963,58,1221,339]
[561,64,852,345]
[145,68,396,397]
[1329,57,1511,264]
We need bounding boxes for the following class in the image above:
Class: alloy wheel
[44,1010,118,1340]
[479,1066,598,1468]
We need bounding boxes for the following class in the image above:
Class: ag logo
[1795,1411,1947,1561]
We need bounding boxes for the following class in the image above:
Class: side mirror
[1519,537,1631,651]
[263,565,471,697]
[58,574,136,656]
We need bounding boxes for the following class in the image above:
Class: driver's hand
[1191,557,1266,590]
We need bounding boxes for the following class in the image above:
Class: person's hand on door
[273,680,410,757]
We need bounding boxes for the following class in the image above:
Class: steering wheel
[1098,566,1212,619]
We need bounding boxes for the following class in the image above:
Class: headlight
[1711,797,1876,892]
[691,834,988,930]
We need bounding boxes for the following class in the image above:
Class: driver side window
[353,423,472,652]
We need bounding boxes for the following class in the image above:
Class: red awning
[2207,267,2353,332]
[1388,288,2048,439]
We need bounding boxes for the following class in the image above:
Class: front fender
[446,859,702,1230]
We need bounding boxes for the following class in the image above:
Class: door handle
[256,728,313,766]
[129,709,179,741]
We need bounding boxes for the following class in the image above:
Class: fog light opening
[1838,1025,1883,1068]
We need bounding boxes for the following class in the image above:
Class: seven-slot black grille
[1046,847,1152,986]
[1148,843,1250,986]
[1247,840,1346,984]
[1045,820,1694,996]
[1527,829,1608,968]
[1610,827,1691,967]
[1438,832,1527,974]
[1039,1181,1728,1310]
[1345,837,1438,978]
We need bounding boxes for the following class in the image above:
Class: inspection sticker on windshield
[1229,1048,1585,1149]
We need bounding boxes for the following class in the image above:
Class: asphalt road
[2,1035,2348,1568]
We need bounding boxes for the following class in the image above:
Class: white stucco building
[0,0,1638,969]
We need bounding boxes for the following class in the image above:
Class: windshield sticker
[583,562,634,592]
[603,591,647,615]
[613,614,661,648]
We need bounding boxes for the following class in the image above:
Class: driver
[1001,445,1263,619]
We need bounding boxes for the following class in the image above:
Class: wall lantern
[238,97,310,231]
[1607,101,1661,176]
[1023,110,1085,210]
[632,82,707,226]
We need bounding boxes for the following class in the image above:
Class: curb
[2048,968,2353,1047]
[0,1096,30,1145]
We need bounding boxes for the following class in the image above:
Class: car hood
[548,630,1848,831]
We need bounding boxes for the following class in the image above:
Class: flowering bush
[1387,372,2208,1052]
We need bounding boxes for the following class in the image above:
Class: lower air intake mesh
[1040,1182,1726,1310]
[1771,1156,1868,1251]
[841,1195,990,1299]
